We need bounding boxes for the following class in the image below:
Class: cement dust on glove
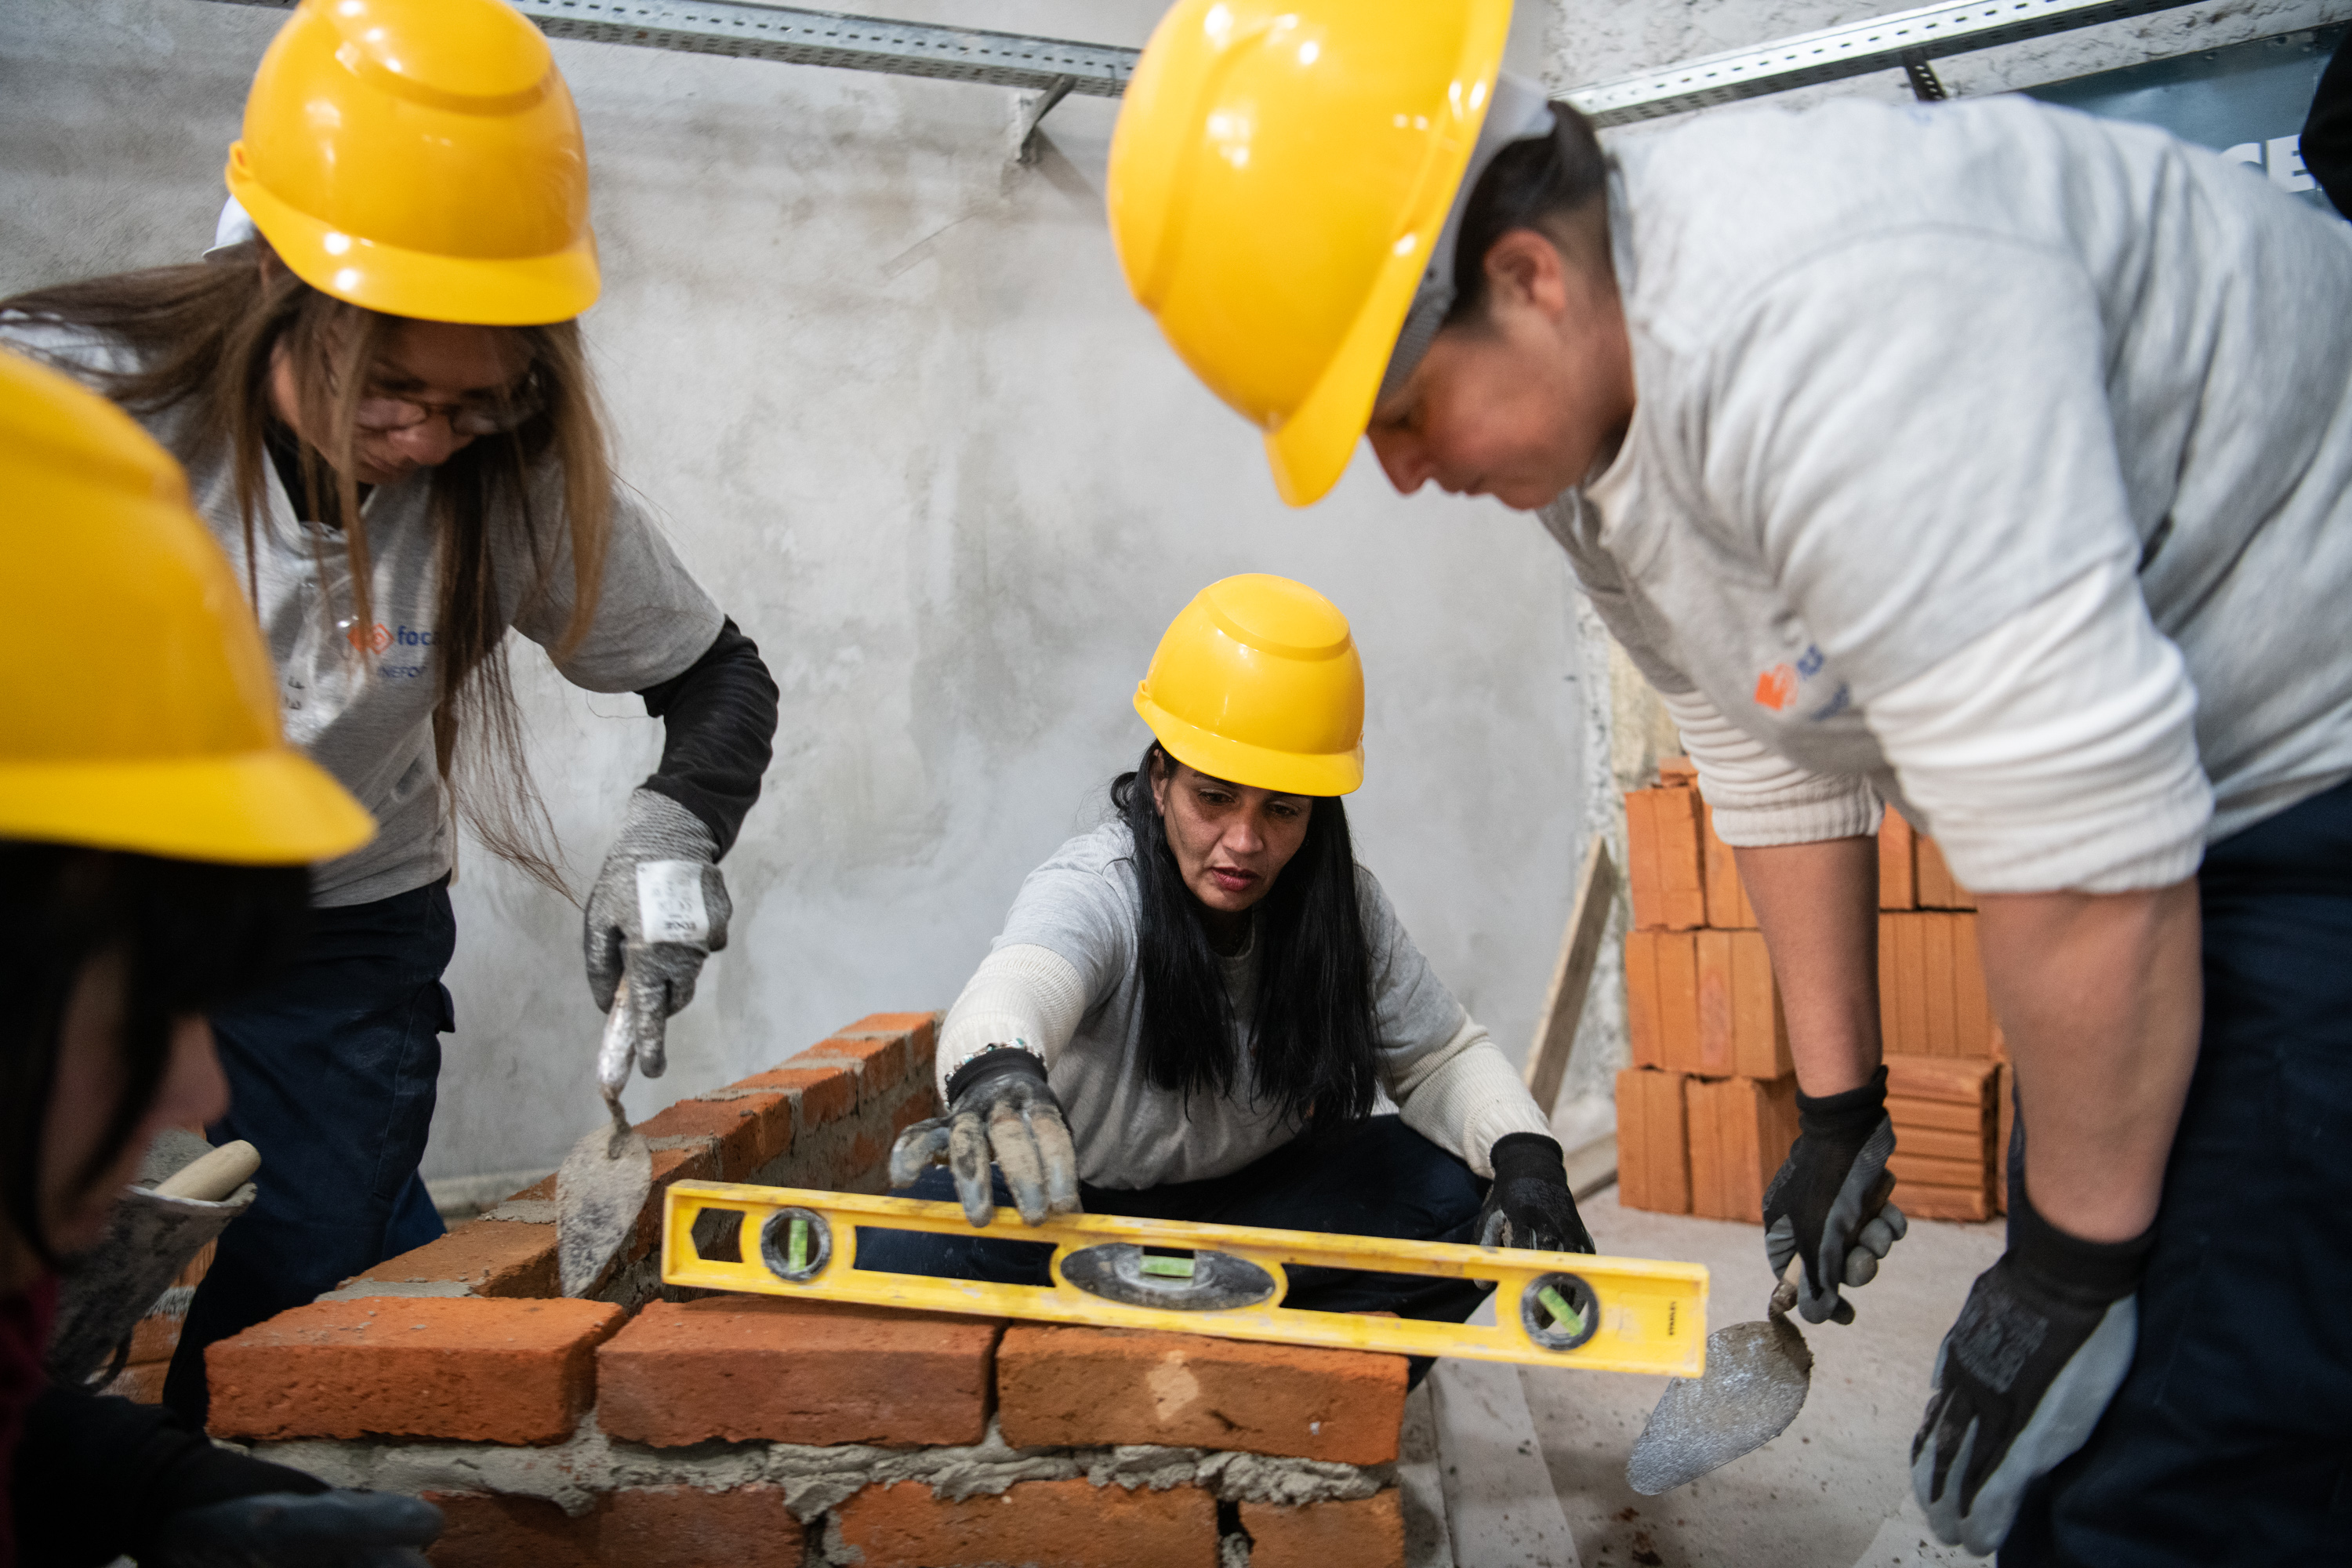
[891,1046,1080,1227]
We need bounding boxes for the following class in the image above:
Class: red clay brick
[1657,756,1698,786]
[637,1094,789,1181]
[604,1485,804,1567]
[836,1479,1216,1568]
[1953,913,1994,1058]
[1683,1077,1727,1220]
[350,1221,557,1299]
[426,1487,803,1568]
[1894,1126,1986,1163]
[1886,1094,1980,1134]
[1694,931,1736,1078]
[1896,1183,1993,1221]
[997,1325,1405,1465]
[597,1296,999,1447]
[129,1312,181,1364]
[1890,913,1929,1056]
[1655,931,1700,1074]
[1922,913,1958,1058]
[794,1034,907,1099]
[1729,930,1792,1080]
[209,1298,621,1444]
[1615,1067,1690,1216]
[625,1142,723,1258]
[1884,1054,1997,1108]
[848,1010,940,1062]
[1623,931,1663,1070]
[1242,1492,1405,1568]
[509,1173,557,1203]
[107,1361,167,1403]
[1626,789,1664,931]
[1653,786,1708,930]
[733,1064,858,1129]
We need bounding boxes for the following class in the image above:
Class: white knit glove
[583,789,729,1083]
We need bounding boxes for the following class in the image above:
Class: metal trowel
[557,975,654,1298]
[1625,1258,1813,1494]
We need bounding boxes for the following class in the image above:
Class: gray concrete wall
[0,1,1595,1186]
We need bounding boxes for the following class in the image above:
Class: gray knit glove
[583,789,730,1083]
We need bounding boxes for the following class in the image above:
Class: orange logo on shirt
[347,621,392,655]
[1754,663,1798,712]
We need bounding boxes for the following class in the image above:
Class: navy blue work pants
[163,879,455,1427]
[2002,779,2352,1564]
[857,1113,1492,1329]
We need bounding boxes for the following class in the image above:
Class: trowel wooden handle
[154,1139,260,1201]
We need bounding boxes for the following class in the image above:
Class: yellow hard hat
[225,0,599,325]
[1134,575,1365,797]
[1107,0,1553,507]
[0,349,376,865]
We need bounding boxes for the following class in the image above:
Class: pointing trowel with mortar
[1625,1255,1815,1494]
[557,974,658,1297]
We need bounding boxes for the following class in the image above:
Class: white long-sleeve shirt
[938,822,1552,1189]
[1542,96,2352,892]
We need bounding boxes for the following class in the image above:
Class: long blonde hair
[2,251,612,892]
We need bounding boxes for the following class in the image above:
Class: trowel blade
[556,1120,652,1298]
[1624,1309,1813,1495]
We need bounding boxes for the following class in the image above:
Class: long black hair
[1448,100,1611,328]
[1,845,309,1271]
[1110,743,1381,1131]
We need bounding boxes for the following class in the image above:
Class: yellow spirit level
[662,1182,1708,1376]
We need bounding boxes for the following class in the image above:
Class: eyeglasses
[352,375,546,437]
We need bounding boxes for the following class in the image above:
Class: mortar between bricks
[213,1011,1413,1566]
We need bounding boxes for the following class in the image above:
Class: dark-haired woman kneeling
[879,575,1591,1330]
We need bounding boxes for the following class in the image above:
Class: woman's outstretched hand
[891,1046,1081,1227]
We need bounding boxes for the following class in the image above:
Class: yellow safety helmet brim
[228,152,601,327]
[0,753,377,866]
[1134,688,1365,797]
[1112,0,1515,510]
[0,347,376,866]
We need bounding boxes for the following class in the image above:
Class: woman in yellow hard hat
[0,0,779,1425]
[1108,2,2352,1558]
[878,575,1592,1353]
[0,347,447,1565]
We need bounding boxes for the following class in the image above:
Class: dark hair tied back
[1109,744,1380,1133]
[1447,100,1610,328]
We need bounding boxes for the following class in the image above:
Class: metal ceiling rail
[1567,0,2195,125]
[194,0,1137,96]
[194,0,2202,122]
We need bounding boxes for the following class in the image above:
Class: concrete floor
[1521,1184,2008,1568]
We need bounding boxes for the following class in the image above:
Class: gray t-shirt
[993,821,1523,1189]
[1542,97,2352,884]
[2,318,722,904]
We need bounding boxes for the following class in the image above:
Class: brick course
[209,1298,622,1444]
[597,1296,1000,1447]
[996,1325,1406,1465]
[426,1486,804,1568]
[836,1479,1218,1568]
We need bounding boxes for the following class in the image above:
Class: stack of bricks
[1617,763,2011,1224]
[196,1012,1414,1568]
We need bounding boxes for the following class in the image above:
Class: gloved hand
[1912,1186,2151,1554]
[1476,1133,1595,1253]
[583,789,730,1084]
[891,1047,1080,1228]
[1762,1065,1907,1324]
[151,1490,441,1567]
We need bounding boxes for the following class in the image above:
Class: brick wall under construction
[1617,762,2013,1226]
[170,1014,1410,1568]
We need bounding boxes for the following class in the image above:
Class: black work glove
[1762,1065,1907,1324]
[1911,1185,2151,1555]
[890,1047,1080,1228]
[151,1490,441,1567]
[1476,1133,1595,1254]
